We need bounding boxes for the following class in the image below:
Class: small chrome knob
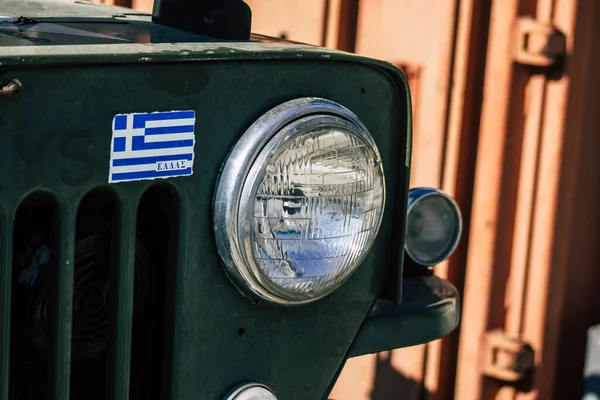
[224,383,278,400]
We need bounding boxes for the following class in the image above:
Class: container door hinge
[482,330,535,383]
[514,17,566,68]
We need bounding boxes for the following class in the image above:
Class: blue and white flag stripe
[109,110,196,183]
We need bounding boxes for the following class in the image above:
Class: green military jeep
[0,0,462,398]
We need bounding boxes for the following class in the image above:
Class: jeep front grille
[1,185,179,400]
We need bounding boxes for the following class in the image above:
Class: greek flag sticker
[109,110,196,183]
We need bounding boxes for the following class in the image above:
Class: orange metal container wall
[245,0,334,47]
[454,0,593,399]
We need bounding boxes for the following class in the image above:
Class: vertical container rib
[107,196,136,400]
[50,206,76,400]
[0,209,11,400]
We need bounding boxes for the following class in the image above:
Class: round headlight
[405,188,462,266]
[214,98,385,305]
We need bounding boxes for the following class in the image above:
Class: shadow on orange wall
[330,352,431,400]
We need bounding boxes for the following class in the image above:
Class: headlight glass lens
[241,122,384,301]
[406,193,460,265]
[214,98,386,305]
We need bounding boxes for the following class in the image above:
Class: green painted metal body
[0,1,458,399]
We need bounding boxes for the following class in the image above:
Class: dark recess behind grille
[6,185,178,400]
[131,186,178,400]
[70,190,120,399]
[9,193,57,400]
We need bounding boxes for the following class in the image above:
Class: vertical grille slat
[107,196,137,400]
[0,208,11,400]
[50,207,76,400]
